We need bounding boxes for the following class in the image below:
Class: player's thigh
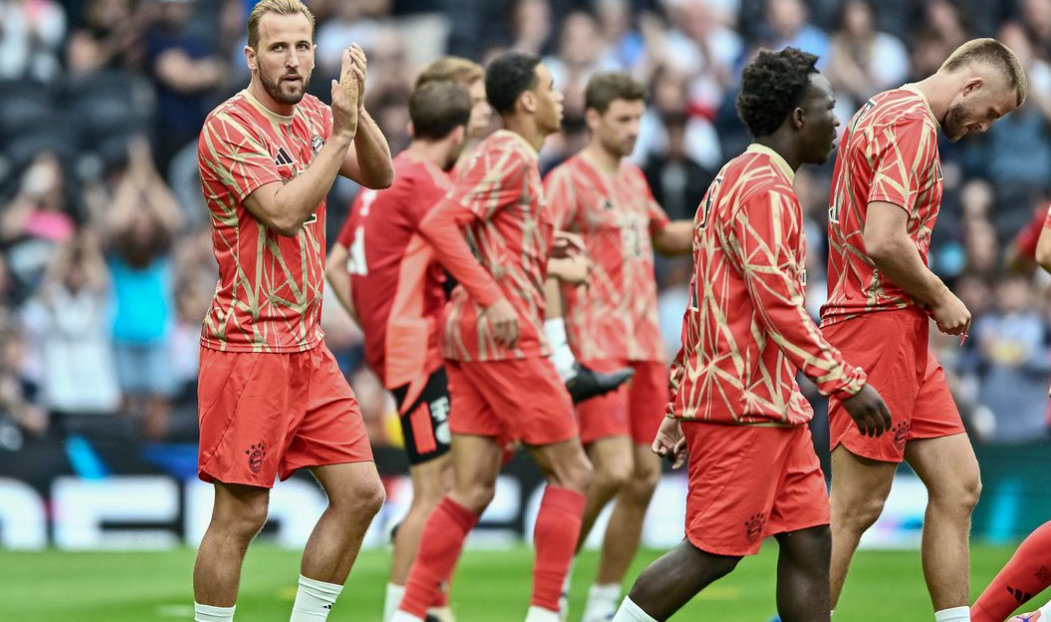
[903,432,980,502]
[408,452,455,507]
[449,433,504,500]
[774,524,831,572]
[526,436,593,489]
[309,461,385,513]
[829,445,897,514]
[211,480,271,530]
[585,434,634,484]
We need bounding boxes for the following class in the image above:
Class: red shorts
[824,310,966,463]
[576,359,669,445]
[683,421,829,557]
[197,345,373,487]
[446,357,577,447]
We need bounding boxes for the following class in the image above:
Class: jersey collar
[745,143,795,183]
[241,89,295,126]
[494,129,539,159]
[899,84,941,130]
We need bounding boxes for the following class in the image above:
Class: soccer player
[390,51,593,622]
[970,214,1051,622]
[193,1,393,621]
[542,72,693,622]
[415,57,493,172]
[326,80,473,622]
[821,39,1026,622]
[611,47,891,622]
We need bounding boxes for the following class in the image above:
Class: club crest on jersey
[311,135,325,155]
[274,147,294,168]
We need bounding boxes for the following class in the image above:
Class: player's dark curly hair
[485,52,540,116]
[736,47,820,138]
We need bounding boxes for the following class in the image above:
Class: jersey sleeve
[732,189,867,398]
[197,112,282,202]
[543,166,580,231]
[446,147,528,222]
[406,172,453,226]
[866,116,937,214]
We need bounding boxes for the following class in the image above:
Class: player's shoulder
[729,151,795,204]
[863,88,937,132]
[203,91,256,132]
[543,153,586,184]
[481,130,537,164]
[395,153,451,193]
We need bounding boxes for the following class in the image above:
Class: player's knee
[625,459,661,500]
[219,496,269,541]
[562,454,594,494]
[931,471,982,516]
[336,475,386,519]
[457,482,496,514]
[833,494,885,533]
[594,460,631,495]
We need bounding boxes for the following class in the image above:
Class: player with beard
[613,47,890,622]
[415,57,493,172]
[391,51,593,622]
[542,73,694,622]
[326,80,473,622]
[821,39,1026,622]
[193,1,393,621]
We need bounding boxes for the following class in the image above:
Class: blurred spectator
[316,0,391,79]
[543,10,619,118]
[0,152,77,293]
[974,276,1051,443]
[0,0,66,81]
[1023,0,1051,53]
[65,0,143,74]
[103,137,182,441]
[508,0,552,56]
[642,111,713,221]
[825,0,909,111]
[0,314,48,450]
[144,0,225,175]
[594,0,645,71]
[757,0,829,69]
[21,229,121,417]
[635,64,722,170]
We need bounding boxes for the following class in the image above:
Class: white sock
[390,612,425,622]
[290,575,343,621]
[1040,599,1051,616]
[384,583,405,622]
[195,603,235,622]
[524,605,562,622]
[583,583,622,622]
[544,318,577,381]
[612,596,657,622]
[830,610,834,618]
[427,605,455,622]
[933,606,969,622]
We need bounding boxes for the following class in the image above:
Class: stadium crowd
[1,0,1051,455]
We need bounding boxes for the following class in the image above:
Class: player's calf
[774,526,830,622]
[616,540,741,621]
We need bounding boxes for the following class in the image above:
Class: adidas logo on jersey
[275,147,294,168]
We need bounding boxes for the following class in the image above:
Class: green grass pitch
[1,543,1047,621]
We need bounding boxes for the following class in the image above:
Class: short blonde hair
[941,38,1028,107]
[416,57,484,89]
[247,0,316,51]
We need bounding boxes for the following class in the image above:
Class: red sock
[531,486,586,611]
[399,497,478,617]
[973,520,1051,622]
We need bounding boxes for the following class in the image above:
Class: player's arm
[337,45,393,189]
[864,202,969,335]
[240,49,363,237]
[1035,217,1051,274]
[737,191,867,399]
[651,220,694,255]
[419,199,518,347]
[325,242,360,326]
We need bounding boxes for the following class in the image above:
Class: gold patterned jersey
[544,154,669,363]
[197,90,332,352]
[441,130,553,361]
[669,144,866,425]
[821,87,943,327]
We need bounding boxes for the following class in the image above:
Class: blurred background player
[821,38,1027,622]
[391,51,593,622]
[415,57,493,172]
[326,79,474,622]
[192,1,393,621]
[542,71,693,622]
[611,47,891,622]
[971,207,1051,622]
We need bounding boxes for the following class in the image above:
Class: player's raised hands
[331,47,361,139]
[485,298,520,349]
[931,290,971,338]
[348,43,367,111]
[652,416,687,469]
[841,384,892,438]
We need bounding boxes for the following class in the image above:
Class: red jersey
[544,154,669,362]
[336,151,451,389]
[821,87,943,327]
[669,144,866,425]
[429,130,553,361]
[197,90,333,352]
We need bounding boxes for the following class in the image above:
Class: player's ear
[792,106,806,131]
[245,45,257,72]
[520,90,537,115]
[407,121,416,139]
[584,107,601,131]
[962,76,983,97]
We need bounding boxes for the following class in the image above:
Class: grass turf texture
[1,543,1047,621]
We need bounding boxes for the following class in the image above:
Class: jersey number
[346,190,378,276]
[699,177,723,229]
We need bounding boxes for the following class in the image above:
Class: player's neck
[581,142,621,174]
[406,139,452,170]
[501,115,546,152]
[908,74,953,124]
[247,78,296,117]
[754,136,802,173]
